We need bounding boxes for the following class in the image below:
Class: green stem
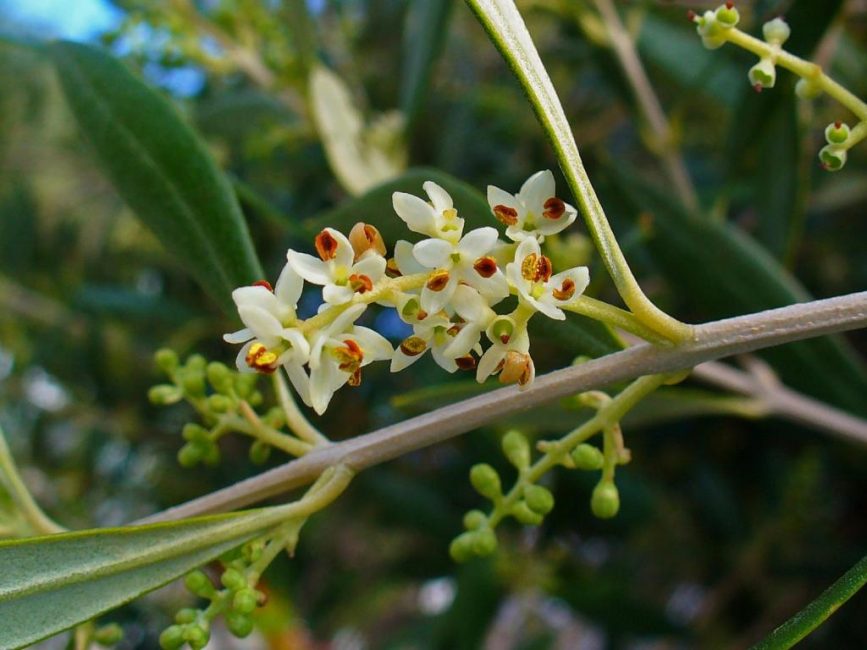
[465,0,693,343]
[247,519,303,582]
[0,425,65,535]
[752,553,867,650]
[272,373,330,446]
[235,402,313,457]
[563,295,672,345]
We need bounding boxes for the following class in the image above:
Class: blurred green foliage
[1,0,866,648]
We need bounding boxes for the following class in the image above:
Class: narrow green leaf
[400,0,453,130]
[49,41,262,314]
[0,508,287,649]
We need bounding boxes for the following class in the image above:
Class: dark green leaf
[49,41,263,314]
[400,0,453,130]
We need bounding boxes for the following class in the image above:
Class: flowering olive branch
[138,290,867,525]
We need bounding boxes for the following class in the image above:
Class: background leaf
[49,40,262,315]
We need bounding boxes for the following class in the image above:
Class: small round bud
[179,370,206,398]
[591,481,621,519]
[795,78,823,100]
[762,17,790,46]
[501,430,530,469]
[155,348,179,373]
[183,624,209,650]
[348,222,387,260]
[463,509,488,530]
[175,608,197,624]
[185,354,207,371]
[148,384,182,405]
[511,501,544,525]
[471,528,498,556]
[159,625,185,650]
[469,464,502,500]
[524,484,555,515]
[248,390,264,407]
[249,440,272,465]
[449,532,476,563]
[242,539,265,563]
[819,145,847,171]
[221,567,247,591]
[201,441,221,467]
[182,423,209,442]
[177,443,203,468]
[571,444,605,470]
[184,570,214,598]
[749,58,776,90]
[207,394,232,413]
[234,373,257,398]
[226,611,255,638]
[206,361,233,393]
[263,406,286,428]
[233,587,259,614]
[93,623,123,646]
[714,3,739,28]
[825,121,850,145]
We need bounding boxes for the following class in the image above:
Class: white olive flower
[487,170,577,242]
[223,262,310,373]
[288,228,386,305]
[392,181,465,243]
[475,316,535,388]
[506,238,589,321]
[411,227,509,313]
[288,304,393,414]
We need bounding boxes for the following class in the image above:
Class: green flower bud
[471,528,498,556]
[242,539,265,563]
[248,390,264,407]
[93,623,123,646]
[263,406,286,429]
[234,373,258,398]
[449,532,476,563]
[714,3,739,28]
[825,121,850,145]
[221,567,247,591]
[249,440,272,465]
[148,384,183,405]
[501,430,530,469]
[183,624,209,650]
[179,370,206,398]
[571,444,605,470]
[749,58,776,90]
[762,17,790,46]
[176,608,197,624]
[226,611,255,638]
[158,625,185,650]
[795,78,822,100]
[182,423,209,442]
[207,394,233,413]
[463,509,488,530]
[469,464,502,500]
[155,348,179,373]
[186,354,207,372]
[177,443,203,468]
[819,145,847,171]
[201,441,221,467]
[591,481,620,519]
[206,361,233,393]
[184,570,215,598]
[233,587,259,614]
[511,501,544,526]
[524,484,555,515]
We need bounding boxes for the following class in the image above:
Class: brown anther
[753,84,763,93]
[455,354,477,370]
[473,256,498,278]
[334,339,364,373]
[493,204,518,226]
[252,280,273,291]
[522,253,553,283]
[385,258,402,278]
[349,273,374,294]
[426,270,450,292]
[542,197,566,220]
[315,229,339,261]
[245,342,278,374]
[686,9,696,22]
[347,368,362,387]
[536,255,553,282]
[499,350,534,386]
[348,222,387,261]
[500,334,510,344]
[552,278,576,301]
[416,309,428,321]
[399,336,427,357]
[446,323,463,337]
[725,2,733,9]
[835,120,842,129]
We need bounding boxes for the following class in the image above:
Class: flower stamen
[542,197,566,220]
[252,280,273,291]
[473,256,498,278]
[399,336,427,356]
[426,270,450,292]
[315,230,339,261]
[552,278,576,301]
[493,204,518,226]
[245,342,279,374]
[349,273,374,294]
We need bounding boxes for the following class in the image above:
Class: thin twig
[135,291,867,524]
[272,373,330,447]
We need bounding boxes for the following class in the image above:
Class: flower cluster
[224,170,589,414]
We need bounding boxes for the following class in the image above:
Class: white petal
[457,227,499,258]
[463,268,509,306]
[450,284,490,323]
[309,360,343,415]
[288,251,331,285]
[351,254,386,282]
[412,238,453,269]
[390,347,425,372]
[393,191,436,237]
[506,262,530,300]
[349,326,393,363]
[239,305,283,341]
[519,169,555,211]
[476,344,505,382]
[549,266,590,303]
[324,227,355,269]
[323,283,354,305]
[223,328,253,344]
[232,285,277,311]
[234,341,254,373]
[487,185,521,215]
[284,362,312,407]
[394,239,425,275]
[423,181,453,214]
[536,201,578,236]
[326,303,366,335]
[282,328,311,363]
[274,260,304,307]
[419,275,457,314]
[532,295,566,320]
[514,236,541,262]
[442,323,482,359]
[431,345,458,373]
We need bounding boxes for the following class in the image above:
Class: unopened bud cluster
[223,171,591,415]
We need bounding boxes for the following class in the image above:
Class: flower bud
[762,17,790,46]
[184,570,215,598]
[93,623,123,646]
[206,361,233,393]
[159,625,185,650]
[179,370,206,398]
[182,423,209,442]
[819,145,846,171]
[825,121,850,145]
[463,509,488,530]
[470,528,498,556]
[571,444,605,470]
[499,351,535,387]
[524,484,555,515]
[242,539,265,563]
[226,611,255,638]
[155,348,179,373]
[249,440,272,465]
[148,384,182,405]
[177,442,203,468]
[186,354,207,371]
[469,464,502,500]
[795,78,822,100]
[233,587,259,614]
[263,406,286,428]
[201,441,221,467]
[183,624,210,650]
[221,567,247,591]
[207,394,232,413]
[175,608,197,624]
[234,373,257,398]
[714,3,739,28]
[501,430,530,470]
[348,222,387,260]
[591,481,620,519]
[749,58,776,90]
[488,316,515,344]
[449,532,476,562]
[511,501,544,525]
